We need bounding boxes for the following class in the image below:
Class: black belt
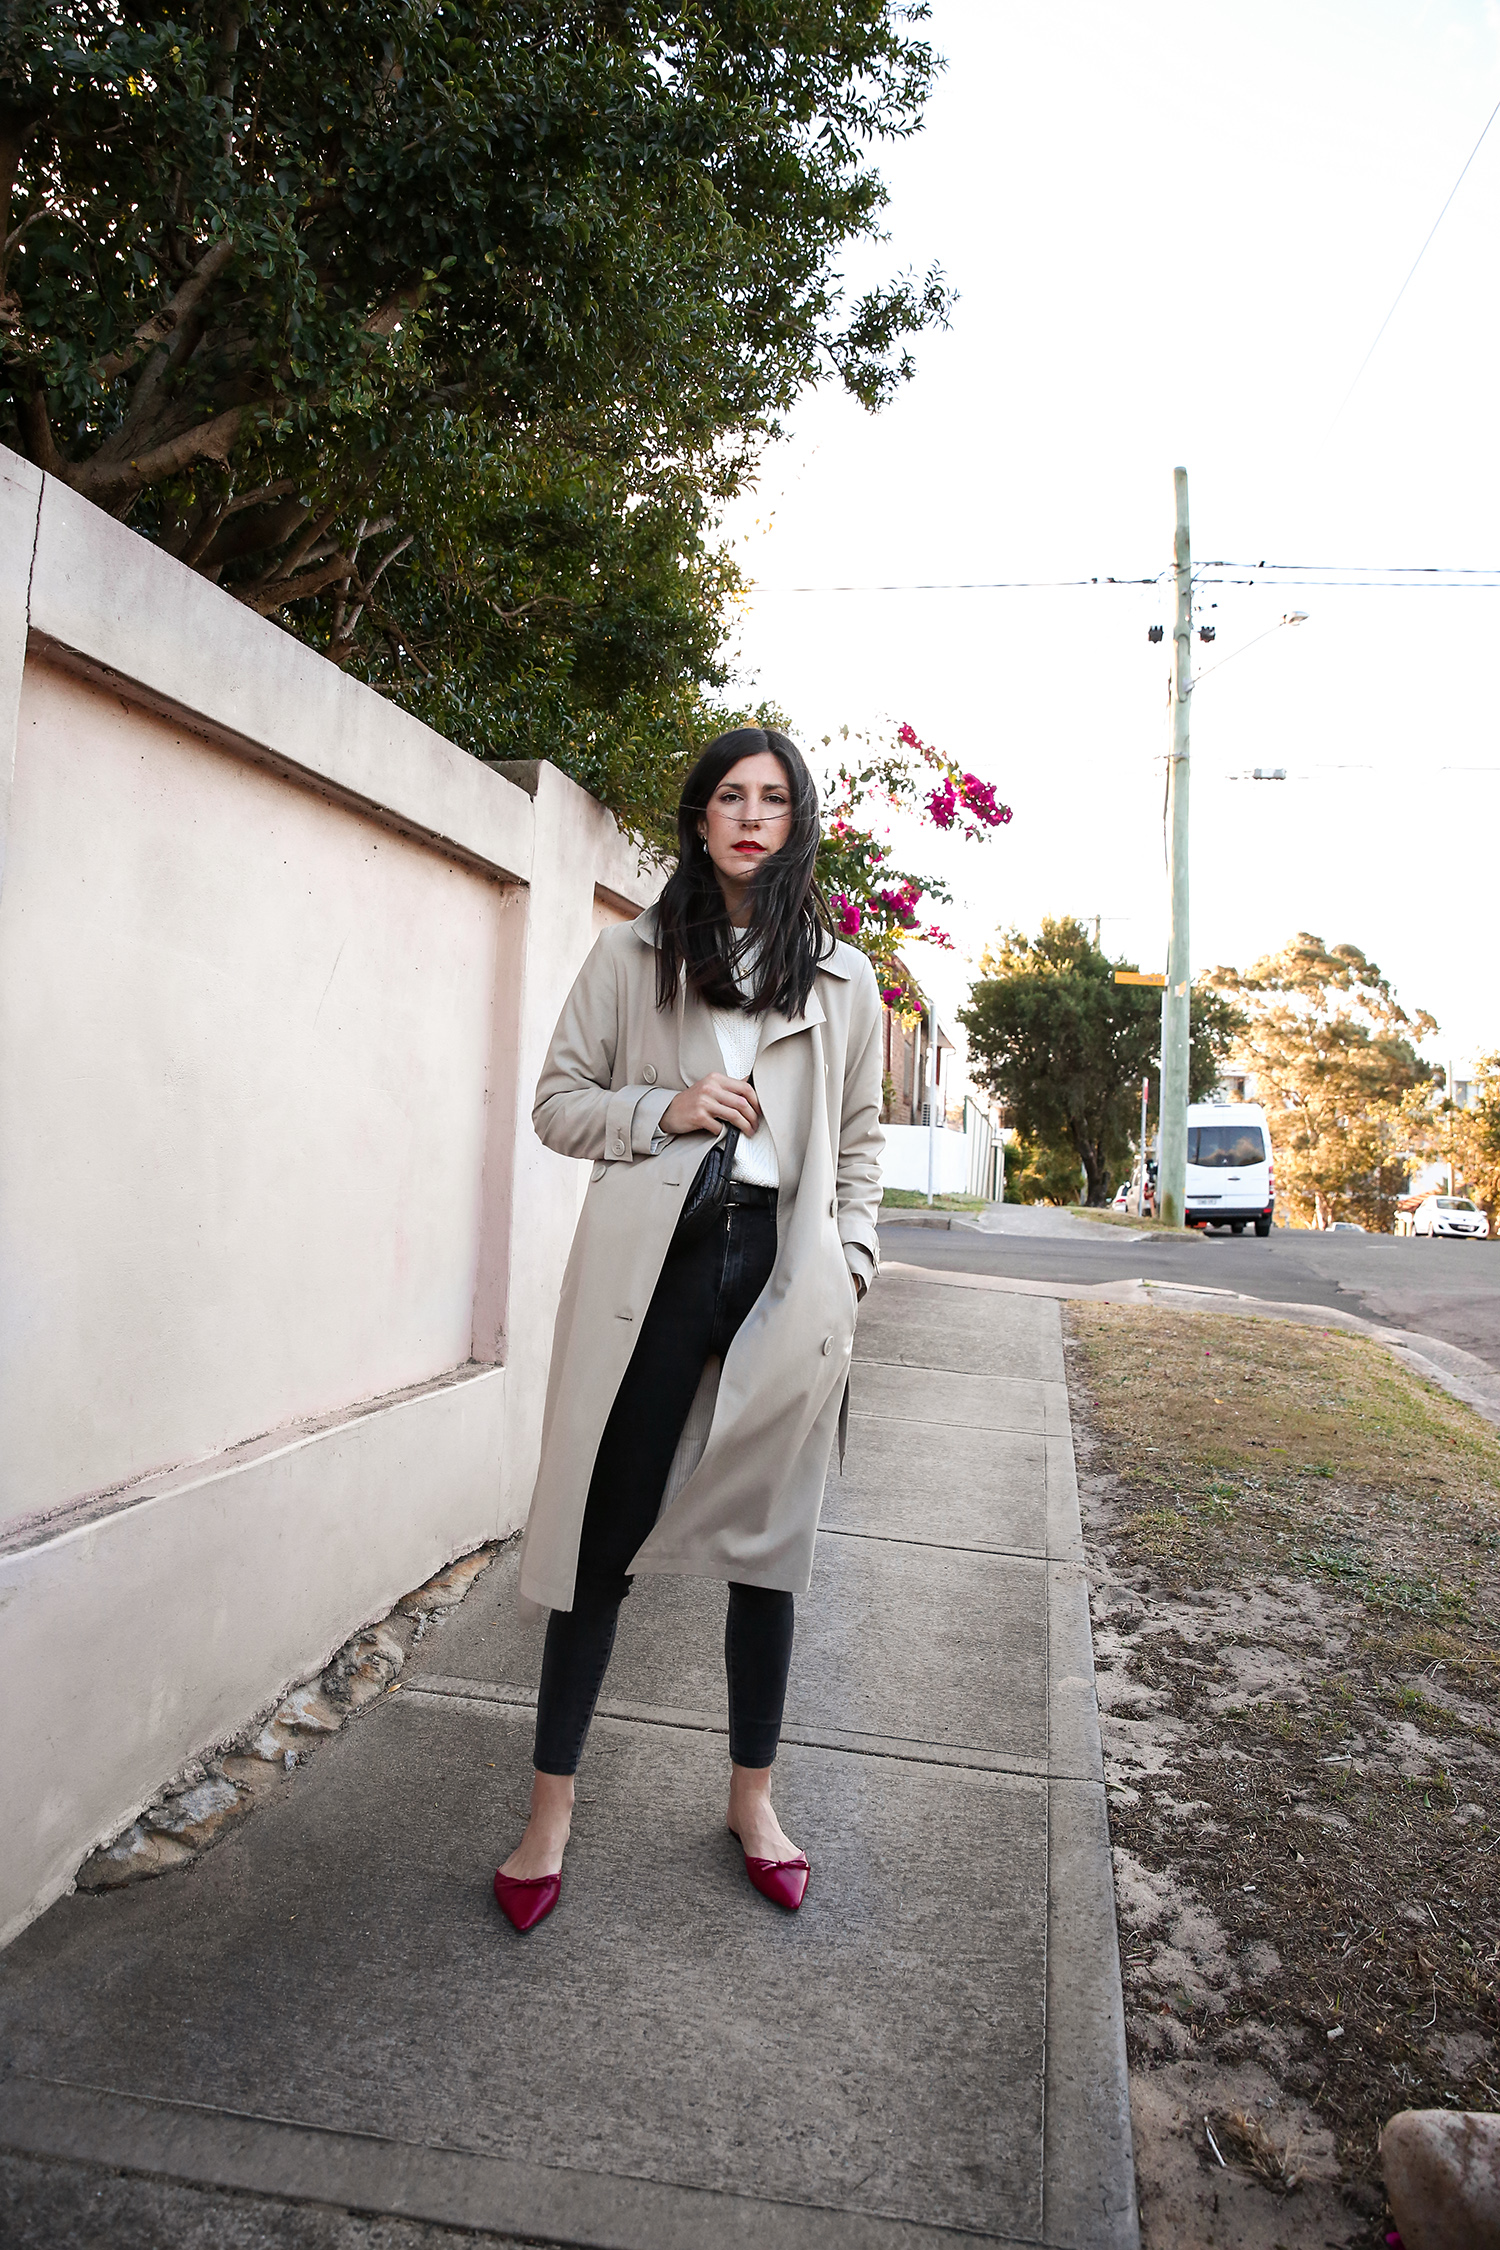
[724,1180,777,1208]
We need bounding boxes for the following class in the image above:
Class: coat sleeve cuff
[604,1084,675,1161]
[631,1086,677,1156]
[843,1239,877,1289]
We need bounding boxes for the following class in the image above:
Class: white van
[1184,1102,1274,1235]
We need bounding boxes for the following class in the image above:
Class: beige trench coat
[518,907,884,1611]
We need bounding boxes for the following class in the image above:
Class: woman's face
[697,751,794,910]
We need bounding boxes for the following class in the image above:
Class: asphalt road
[877,1208,1500,1375]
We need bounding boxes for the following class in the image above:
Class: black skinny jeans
[533,1194,793,1777]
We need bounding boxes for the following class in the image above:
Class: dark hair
[654,727,836,1017]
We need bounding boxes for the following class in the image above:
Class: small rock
[218,1754,284,1800]
[329,1621,407,1709]
[1381,2108,1500,2250]
[240,1720,301,1764]
[398,1547,496,1617]
[76,1824,195,1891]
[143,1776,246,1848]
[275,1683,343,1733]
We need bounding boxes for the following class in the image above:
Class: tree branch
[70,406,244,504]
[179,493,230,569]
[370,603,430,674]
[330,531,415,655]
[364,278,427,338]
[220,476,299,520]
[95,237,236,383]
[256,505,340,583]
[491,592,576,622]
[235,551,358,614]
[0,102,42,279]
[356,530,410,594]
[214,10,243,158]
[16,387,66,475]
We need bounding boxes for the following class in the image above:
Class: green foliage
[1203,935,1439,1231]
[1002,1134,1084,1206]
[960,916,1243,1206]
[0,0,948,837]
[1447,1054,1500,1233]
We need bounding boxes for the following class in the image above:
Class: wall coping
[0,445,658,911]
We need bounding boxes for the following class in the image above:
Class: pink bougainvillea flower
[829,890,862,937]
[927,778,958,829]
[874,882,921,927]
[957,773,1011,827]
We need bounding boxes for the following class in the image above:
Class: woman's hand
[660,1073,760,1139]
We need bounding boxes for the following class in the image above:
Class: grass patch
[1064,1205,1203,1232]
[1076,1303,1500,1521]
[1067,1302,1500,2228]
[878,1188,988,1210]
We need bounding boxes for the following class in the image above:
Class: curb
[878,1261,1500,1431]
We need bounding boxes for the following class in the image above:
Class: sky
[718,0,1500,1081]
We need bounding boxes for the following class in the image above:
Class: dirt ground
[1064,1303,1500,2250]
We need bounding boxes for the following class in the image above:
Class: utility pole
[1157,467,1192,1229]
[1137,1076,1150,1218]
[926,993,938,1205]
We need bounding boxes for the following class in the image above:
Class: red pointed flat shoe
[729,1827,810,1912]
[493,1866,561,1932]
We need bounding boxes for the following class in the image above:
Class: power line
[1319,91,1500,447]
[1198,574,1500,589]
[1199,558,1500,576]
[747,573,1167,593]
[749,565,1500,593]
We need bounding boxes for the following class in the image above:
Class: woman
[494,726,883,1931]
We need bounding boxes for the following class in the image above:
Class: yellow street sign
[1114,971,1166,987]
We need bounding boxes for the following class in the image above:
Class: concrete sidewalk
[0,1271,1136,2248]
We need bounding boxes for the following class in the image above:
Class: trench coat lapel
[756,986,826,1053]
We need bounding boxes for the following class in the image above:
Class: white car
[1410,1195,1489,1240]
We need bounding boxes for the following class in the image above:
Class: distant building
[1214,1070,1257,1105]
[879,955,953,1126]
[878,955,1004,1198]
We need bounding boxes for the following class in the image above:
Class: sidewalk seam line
[0,2072,1047,2247]
[397,1681,1089,1780]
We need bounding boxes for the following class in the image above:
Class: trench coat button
[821,1336,833,1355]
[643,1064,657,1084]
[612,1136,625,1154]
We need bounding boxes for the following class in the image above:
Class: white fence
[0,448,656,1946]
[878,1124,976,1196]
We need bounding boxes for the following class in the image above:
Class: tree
[0,0,948,837]
[1001,1135,1084,1207]
[1442,1055,1500,1234]
[1203,935,1439,1230]
[960,917,1242,1207]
